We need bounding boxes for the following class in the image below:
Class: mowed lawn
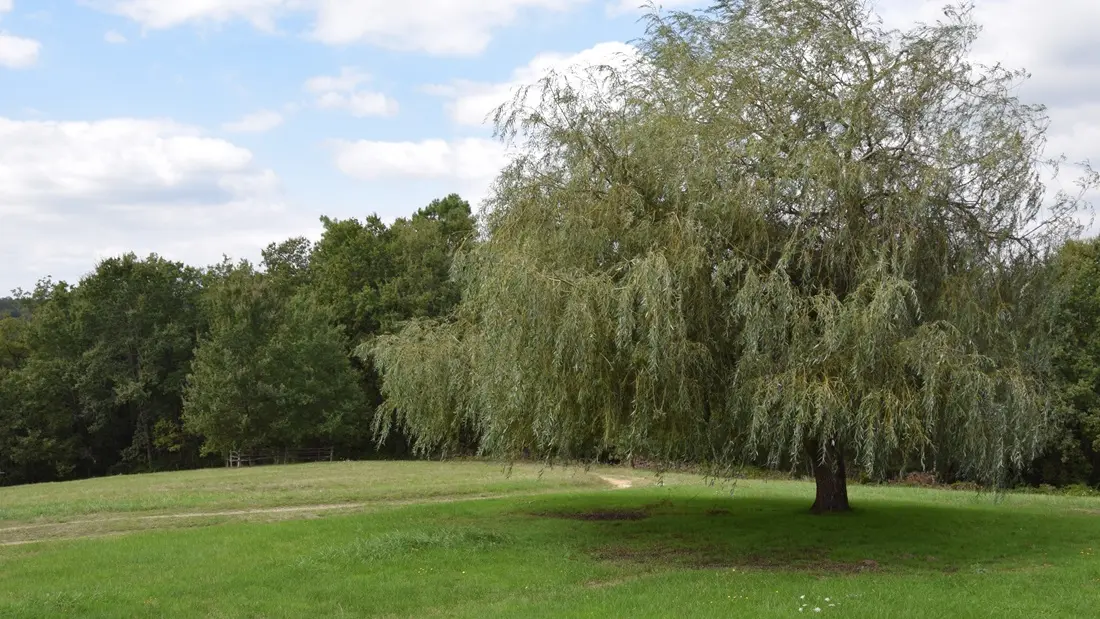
[1,462,1099,618]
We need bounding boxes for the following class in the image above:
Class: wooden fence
[226,446,335,467]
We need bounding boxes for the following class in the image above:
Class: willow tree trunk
[807,438,851,514]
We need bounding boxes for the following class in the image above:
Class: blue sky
[0,0,1097,293]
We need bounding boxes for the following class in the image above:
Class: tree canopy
[183,261,366,456]
[0,195,476,485]
[0,297,23,319]
[1036,238,1100,486]
[0,256,205,481]
[370,0,1093,511]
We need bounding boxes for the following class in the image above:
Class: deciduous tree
[371,0,1092,512]
[183,262,365,457]
[1037,239,1100,486]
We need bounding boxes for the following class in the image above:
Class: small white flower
[824,598,830,602]
[800,595,806,599]
[814,608,821,613]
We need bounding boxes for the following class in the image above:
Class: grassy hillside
[1,462,1098,617]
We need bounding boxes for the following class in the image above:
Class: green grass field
[1,461,1099,618]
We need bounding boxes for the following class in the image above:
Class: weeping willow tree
[368,0,1093,512]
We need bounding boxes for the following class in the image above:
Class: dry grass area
[0,460,637,545]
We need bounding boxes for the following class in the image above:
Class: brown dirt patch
[593,544,883,573]
[737,555,880,574]
[594,545,735,569]
[596,476,635,489]
[1000,563,1054,573]
[536,508,649,521]
[583,575,643,589]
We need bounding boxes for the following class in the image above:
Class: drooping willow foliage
[367,0,1093,486]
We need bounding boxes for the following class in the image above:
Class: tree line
[5,208,1099,490]
[0,195,476,485]
[3,203,1100,491]
[4,2,1100,508]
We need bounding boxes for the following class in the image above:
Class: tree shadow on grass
[519,493,1094,575]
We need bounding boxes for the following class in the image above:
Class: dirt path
[0,532,130,547]
[597,475,634,489]
[0,503,366,534]
[0,504,372,546]
[1,473,641,546]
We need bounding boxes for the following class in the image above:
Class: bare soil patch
[593,544,884,573]
[583,574,644,589]
[596,475,634,489]
[535,508,650,521]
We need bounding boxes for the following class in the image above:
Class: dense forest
[0,194,476,485]
[3,193,1100,488]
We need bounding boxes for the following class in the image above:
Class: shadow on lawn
[520,493,1089,575]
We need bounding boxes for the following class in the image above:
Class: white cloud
[304,66,368,93]
[304,67,398,117]
[104,30,127,44]
[307,0,586,54]
[0,1,41,69]
[331,138,509,181]
[0,117,315,293]
[0,33,39,68]
[429,41,639,127]
[316,91,397,117]
[325,43,636,217]
[91,0,587,55]
[606,0,702,17]
[222,109,285,133]
[329,138,512,207]
[88,0,285,31]
[324,42,637,213]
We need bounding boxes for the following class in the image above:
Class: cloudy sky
[0,0,1096,294]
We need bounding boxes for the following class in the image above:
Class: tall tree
[0,280,87,483]
[376,194,478,332]
[310,215,392,342]
[0,255,207,484]
[310,197,477,454]
[1037,239,1100,486]
[183,262,365,457]
[371,0,1092,512]
[312,196,477,342]
[69,254,205,468]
